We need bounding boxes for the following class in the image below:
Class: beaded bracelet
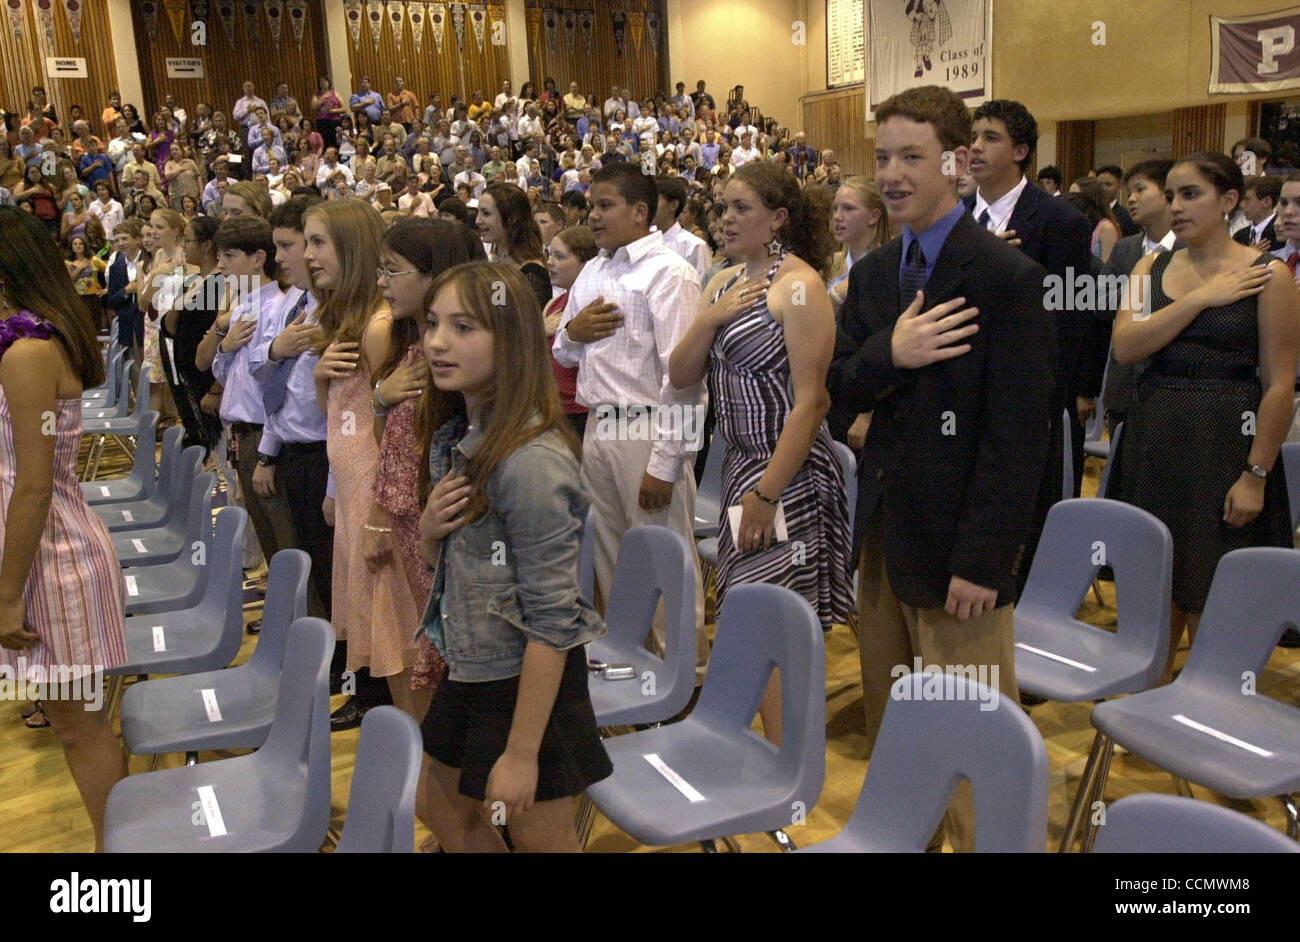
[753,485,780,506]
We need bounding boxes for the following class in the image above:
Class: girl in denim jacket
[416,260,611,852]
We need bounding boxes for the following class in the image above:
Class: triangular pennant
[387,1,405,52]
[264,0,284,48]
[285,0,307,50]
[579,10,593,55]
[242,1,261,46]
[451,2,465,50]
[216,1,237,45]
[61,0,84,42]
[5,0,25,42]
[469,3,485,52]
[628,10,642,55]
[610,9,625,57]
[562,8,575,55]
[344,0,363,49]
[366,0,383,50]
[429,2,445,53]
[35,0,56,46]
[164,0,187,44]
[646,10,658,52]
[408,1,426,54]
[543,7,556,55]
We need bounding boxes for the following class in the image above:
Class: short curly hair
[874,85,973,156]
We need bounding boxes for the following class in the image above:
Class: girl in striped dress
[0,207,127,852]
[670,161,853,745]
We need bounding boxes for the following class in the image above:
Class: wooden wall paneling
[525,0,666,109]
[800,87,867,176]
[132,0,331,127]
[344,3,511,109]
[0,0,119,137]
[1054,119,1096,189]
[1171,104,1225,157]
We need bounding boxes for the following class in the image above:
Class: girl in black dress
[1113,152,1299,682]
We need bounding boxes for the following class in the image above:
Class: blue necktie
[262,292,309,416]
[900,237,927,304]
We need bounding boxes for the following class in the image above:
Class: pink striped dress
[0,313,126,681]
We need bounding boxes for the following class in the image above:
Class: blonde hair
[224,180,272,219]
[305,197,386,349]
[837,175,893,249]
[150,207,186,239]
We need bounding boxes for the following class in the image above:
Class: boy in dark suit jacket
[1233,175,1280,250]
[828,86,1054,852]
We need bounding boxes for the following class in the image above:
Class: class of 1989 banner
[867,0,990,119]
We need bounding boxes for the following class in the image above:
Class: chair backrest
[1061,408,1073,500]
[336,706,423,853]
[171,467,212,539]
[1181,548,1300,695]
[1281,441,1300,534]
[602,525,697,713]
[194,505,249,669]
[578,506,596,605]
[847,672,1048,852]
[95,349,126,406]
[697,431,725,509]
[246,549,312,678]
[117,410,160,496]
[258,617,334,852]
[1092,794,1300,853]
[155,444,204,518]
[1017,498,1173,690]
[1095,422,1123,499]
[692,584,825,801]
[149,425,187,505]
[131,366,151,419]
[832,440,857,537]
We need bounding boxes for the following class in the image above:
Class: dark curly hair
[731,161,834,277]
[972,99,1039,173]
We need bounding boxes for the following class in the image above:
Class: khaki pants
[581,422,709,683]
[856,527,1019,852]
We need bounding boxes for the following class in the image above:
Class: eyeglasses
[376,266,421,281]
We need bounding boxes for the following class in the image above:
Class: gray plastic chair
[111,470,212,567]
[120,502,243,617]
[1093,423,1123,499]
[118,549,310,759]
[82,354,135,419]
[82,348,125,407]
[104,617,335,853]
[335,706,423,854]
[1282,441,1300,533]
[693,432,724,539]
[1015,499,1173,851]
[1092,794,1300,853]
[1089,548,1300,846]
[95,433,198,532]
[586,584,826,850]
[81,411,160,505]
[1062,408,1074,499]
[83,367,151,432]
[801,673,1048,853]
[587,525,697,727]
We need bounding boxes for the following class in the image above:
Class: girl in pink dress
[370,218,486,703]
[308,199,421,700]
[0,207,127,852]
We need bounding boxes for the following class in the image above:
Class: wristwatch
[256,453,278,467]
[1246,464,1268,479]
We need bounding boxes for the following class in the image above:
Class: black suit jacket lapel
[925,213,978,303]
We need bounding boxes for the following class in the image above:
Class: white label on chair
[200,688,223,723]
[151,625,166,651]
[121,510,133,522]
[1014,642,1097,673]
[1171,714,1274,758]
[100,486,111,497]
[124,575,139,596]
[132,539,147,554]
[195,785,228,837]
[642,753,706,803]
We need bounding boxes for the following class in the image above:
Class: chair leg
[1090,577,1105,608]
[185,751,199,767]
[1282,795,1299,841]
[1081,740,1117,853]
[1171,775,1195,798]
[573,795,597,848]
[767,829,797,852]
[700,839,719,852]
[146,753,161,773]
[1059,730,1111,853]
[721,835,741,853]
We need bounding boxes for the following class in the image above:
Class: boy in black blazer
[828,86,1054,851]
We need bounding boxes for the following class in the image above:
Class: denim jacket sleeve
[487,436,604,651]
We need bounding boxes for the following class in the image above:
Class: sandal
[21,701,49,729]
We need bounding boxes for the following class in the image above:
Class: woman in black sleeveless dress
[1112,152,1299,682]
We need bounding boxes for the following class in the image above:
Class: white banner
[429,2,446,53]
[408,1,427,53]
[344,0,363,49]
[46,56,87,79]
[387,0,405,52]
[265,0,285,49]
[867,0,990,119]
[366,0,384,50]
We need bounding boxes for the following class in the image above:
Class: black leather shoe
[1279,627,1300,648]
[329,698,368,733]
[245,619,261,635]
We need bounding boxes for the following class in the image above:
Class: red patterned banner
[61,0,83,42]
[285,0,307,50]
